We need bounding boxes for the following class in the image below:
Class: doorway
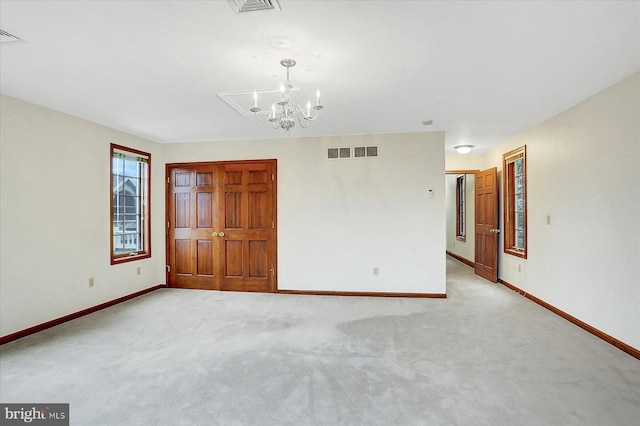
[445,168,499,282]
[166,160,277,292]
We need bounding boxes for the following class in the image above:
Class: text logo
[1,404,68,425]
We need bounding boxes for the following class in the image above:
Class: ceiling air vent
[228,0,281,13]
[0,28,22,43]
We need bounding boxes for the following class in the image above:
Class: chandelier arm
[253,112,274,123]
[297,114,310,128]
[307,110,320,121]
[293,104,319,122]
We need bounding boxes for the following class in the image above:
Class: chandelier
[250,59,323,132]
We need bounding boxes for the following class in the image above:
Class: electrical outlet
[373,267,379,276]
[137,267,141,275]
[88,277,94,288]
[518,265,522,273]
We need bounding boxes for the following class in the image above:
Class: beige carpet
[1,257,639,425]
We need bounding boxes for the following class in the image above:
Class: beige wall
[0,94,167,337]
[446,71,640,349]
[162,132,446,295]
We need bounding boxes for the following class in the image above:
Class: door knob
[219,232,225,237]
[212,232,218,237]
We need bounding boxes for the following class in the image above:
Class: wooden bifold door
[166,160,277,292]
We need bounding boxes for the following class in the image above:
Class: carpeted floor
[1,256,639,425]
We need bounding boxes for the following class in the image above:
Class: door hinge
[272,221,275,229]
[270,268,275,276]
[271,173,275,181]
[166,265,170,273]
[167,176,170,184]
[167,221,170,228]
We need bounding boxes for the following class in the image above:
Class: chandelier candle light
[250,59,323,132]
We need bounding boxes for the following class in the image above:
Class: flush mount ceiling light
[250,59,324,133]
[454,145,474,154]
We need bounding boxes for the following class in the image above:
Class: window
[111,144,151,264]
[455,175,466,241]
[503,145,527,258]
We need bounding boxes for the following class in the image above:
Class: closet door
[168,166,220,290]
[219,162,275,292]
[167,160,277,293]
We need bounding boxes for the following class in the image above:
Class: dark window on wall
[503,145,527,258]
[111,144,151,264]
[456,175,466,241]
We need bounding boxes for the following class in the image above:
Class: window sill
[504,248,527,259]
[111,252,151,265]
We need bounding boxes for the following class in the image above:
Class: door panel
[219,162,274,292]
[167,161,276,292]
[249,240,268,278]
[196,240,214,276]
[175,240,191,275]
[475,167,499,282]
[168,167,220,290]
[224,240,243,278]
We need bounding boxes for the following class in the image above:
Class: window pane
[515,230,525,249]
[515,194,524,211]
[516,175,524,194]
[515,158,524,175]
[113,157,124,175]
[124,216,138,231]
[124,196,139,214]
[123,158,139,177]
[113,234,125,254]
[515,212,524,229]
[113,175,122,193]
[113,220,124,233]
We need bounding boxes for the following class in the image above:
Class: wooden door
[474,167,499,282]
[219,162,275,292]
[166,160,277,293]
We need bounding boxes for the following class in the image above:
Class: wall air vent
[328,146,378,160]
[0,28,22,43]
[354,146,379,158]
[228,0,281,13]
[328,147,351,159]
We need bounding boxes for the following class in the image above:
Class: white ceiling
[1,1,638,153]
